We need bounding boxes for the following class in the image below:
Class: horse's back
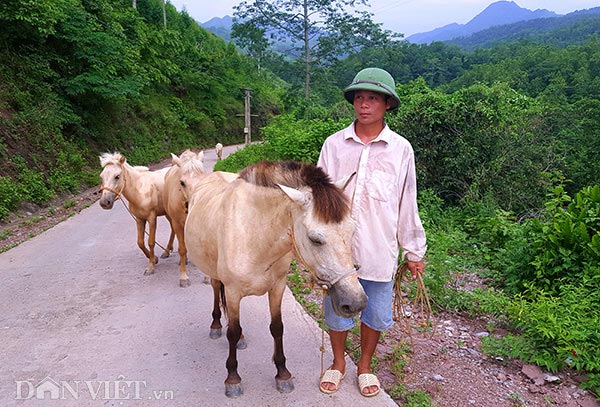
[185,172,239,277]
[185,171,292,288]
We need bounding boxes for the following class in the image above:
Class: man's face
[353,90,391,125]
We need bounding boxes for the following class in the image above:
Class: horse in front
[183,160,368,398]
[99,152,174,275]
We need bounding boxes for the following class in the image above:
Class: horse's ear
[118,154,126,165]
[278,184,311,207]
[197,151,204,162]
[333,172,356,192]
[171,153,181,166]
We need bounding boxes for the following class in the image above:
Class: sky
[169,0,600,37]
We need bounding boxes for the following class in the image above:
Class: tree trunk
[303,0,310,99]
[132,0,136,9]
[162,0,167,29]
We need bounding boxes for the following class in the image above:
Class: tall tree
[233,0,397,98]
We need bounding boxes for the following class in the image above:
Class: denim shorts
[324,278,394,332]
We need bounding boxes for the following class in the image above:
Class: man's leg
[357,322,381,395]
[320,329,348,392]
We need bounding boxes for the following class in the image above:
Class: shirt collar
[344,120,391,144]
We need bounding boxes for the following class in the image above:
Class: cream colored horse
[183,160,368,398]
[99,152,174,275]
[215,143,223,160]
[162,149,205,287]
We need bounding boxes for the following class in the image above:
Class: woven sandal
[357,373,381,397]
[319,367,345,394]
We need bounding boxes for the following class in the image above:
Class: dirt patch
[293,275,598,407]
[0,186,101,253]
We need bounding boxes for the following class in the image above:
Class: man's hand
[406,260,425,279]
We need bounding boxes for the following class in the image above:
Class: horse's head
[279,170,368,319]
[98,152,126,210]
[175,151,206,206]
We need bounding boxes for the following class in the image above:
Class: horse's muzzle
[99,198,114,210]
[328,278,368,318]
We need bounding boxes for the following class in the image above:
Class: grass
[0,229,13,240]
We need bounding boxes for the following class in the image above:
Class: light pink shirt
[318,122,427,282]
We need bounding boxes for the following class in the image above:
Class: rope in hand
[393,262,435,347]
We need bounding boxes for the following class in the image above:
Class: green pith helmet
[343,67,400,111]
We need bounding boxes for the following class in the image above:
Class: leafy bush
[213,142,278,173]
[13,155,55,205]
[0,176,22,220]
[263,114,346,163]
[389,80,559,213]
[502,185,600,295]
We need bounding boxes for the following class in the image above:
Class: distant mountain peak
[406,1,558,44]
[200,15,233,29]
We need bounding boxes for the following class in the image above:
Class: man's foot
[358,373,380,397]
[319,367,345,394]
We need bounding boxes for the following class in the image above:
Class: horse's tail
[220,282,227,319]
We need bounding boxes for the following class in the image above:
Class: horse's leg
[175,223,190,287]
[209,280,246,348]
[135,218,154,275]
[269,280,294,393]
[209,279,223,338]
[224,292,243,398]
[144,215,158,275]
[161,216,175,259]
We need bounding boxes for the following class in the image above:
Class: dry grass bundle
[393,262,434,346]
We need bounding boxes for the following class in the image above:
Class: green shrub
[503,185,600,295]
[213,142,278,173]
[263,114,347,163]
[13,155,55,205]
[0,176,22,220]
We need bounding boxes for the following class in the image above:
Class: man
[317,67,427,397]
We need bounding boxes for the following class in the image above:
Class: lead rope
[288,221,329,379]
[320,286,327,378]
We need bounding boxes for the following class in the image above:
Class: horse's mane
[99,152,123,168]
[239,160,349,224]
[99,152,148,171]
[180,154,205,175]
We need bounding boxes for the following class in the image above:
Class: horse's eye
[308,232,323,246]
[180,180,185,188]
[115,175,120,180]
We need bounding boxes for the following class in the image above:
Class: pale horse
[181,160,368,398]
[162,149,206,287]
[99,152,175,275]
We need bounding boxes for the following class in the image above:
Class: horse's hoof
[276,378,294,393]
[209,328,222,339]
[237,337,247,350]
[179,279,191,288]
[160,252,170,259]
[225,383,243,398]
[143,269,155,276]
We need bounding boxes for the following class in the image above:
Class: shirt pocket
[367,169,395,202]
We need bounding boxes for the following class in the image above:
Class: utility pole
[243,88,251,146]
[237,88,258,146]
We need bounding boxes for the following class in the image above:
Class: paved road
[0,145,397,406]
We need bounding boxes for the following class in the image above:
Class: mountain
[200,15,233,41]
[406,1,557,44]
[446,7,600,50]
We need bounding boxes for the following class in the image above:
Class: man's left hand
[406,260,425,279]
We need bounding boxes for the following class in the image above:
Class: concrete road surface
[0,145,397,406]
